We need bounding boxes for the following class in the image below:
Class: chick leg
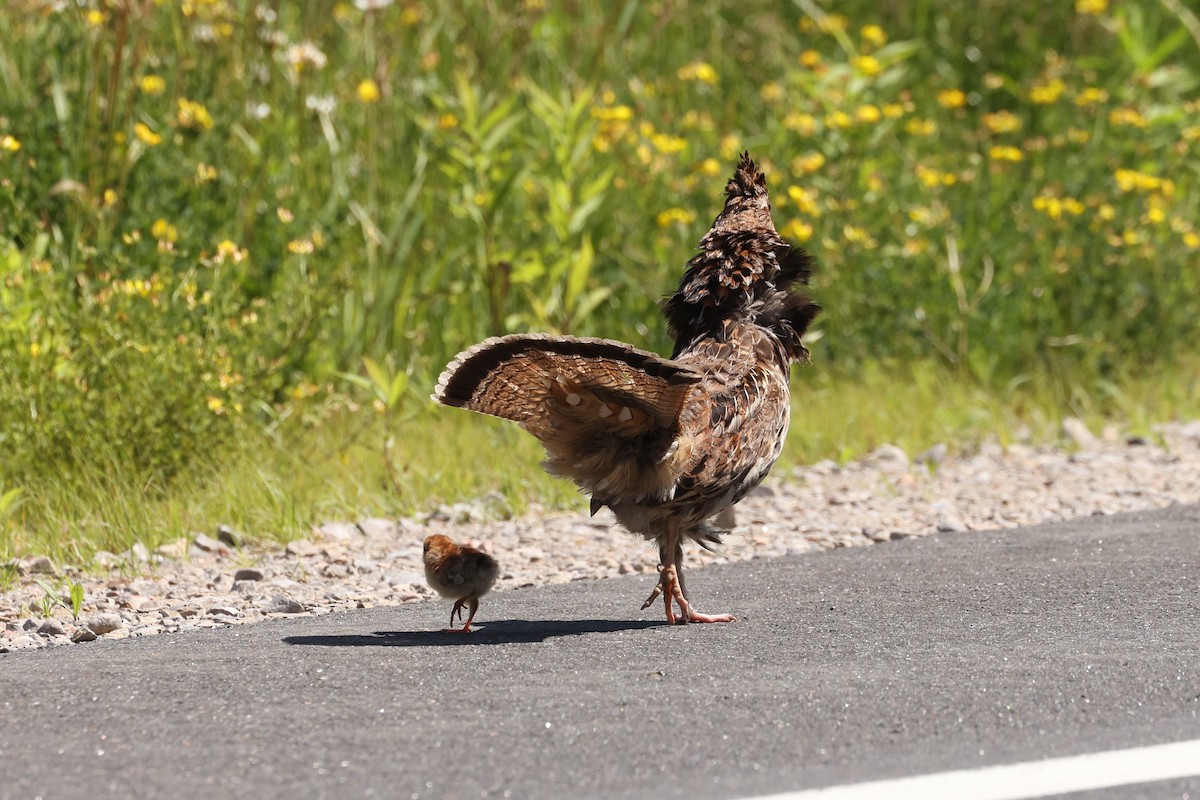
[443,597,478,633]
[641,523,735,624]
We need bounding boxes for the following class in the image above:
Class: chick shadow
[283,618,667,648]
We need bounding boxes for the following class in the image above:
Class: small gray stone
[317,522,361,542]
[357,518,397,538]
[206,606,240,618]
[37,619,67,636]
[154,539,188,559]
[71,628,97,643]
[22,618,39,631]
[86,612,125,635]
[231,580,260,594]
[192,532,228,554]
[27,556,58,576]
[129,542,151,563]
[867,444,910,472]
[915,443,949,465]
[263,596,305,614]
[216,525,245,547]
[1062,417,1099,450]
[936,516,969,533]
[285,539,320,557]
[233,568,265,582]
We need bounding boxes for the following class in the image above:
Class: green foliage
[1,0,1199,560]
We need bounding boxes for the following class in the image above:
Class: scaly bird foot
[643,564,734,624]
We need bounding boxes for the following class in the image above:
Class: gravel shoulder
[4,417,1200,653]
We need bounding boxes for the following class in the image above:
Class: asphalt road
[2,505,1198,800]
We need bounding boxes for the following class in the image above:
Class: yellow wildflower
[855,104,882,124]
[1075,0,1107,13]
[176,98,214,130]
[843,225,877,248]
[860,24,887,48]
[1075,87,1108,106]
[438,113,459,130]
[791,152,826,174]
[657,208,695,227]
[1109,107,1148,128]
[356,79,381,103]
[817,14,849,33]
[139,75,166,95]
[1029,79,1065,105]
[988,145,1023,162]
[983,110,1021,134]
[1098,204,1116,221]
[1067,127,1090,144]
[905,118,936,137]
[853,55,882,77]
[134,123,162,146]
[678,61,718,84]
[206,396,225,414]
[697,158,722,177]
[651,133,687,154]
[288,238,315,254]
[1114,168,1162,193]
[760,82,784,103]
[151,218,179,242]
[103,189,117,206]
[825,110,852,130]
[882,103,905,119]
[214,239,247,264]
[592,104,633,122]
[1034,196,1062,219]
[936,89,967,109]
[915,165,957,187]
[783,112,817,136]
[85,9,105,26]
[782,219,814,242]
[786,185,821,217]
[719,134,741,161]
[799,50,823,69]
[400,6,422,25]
[0,134,20,153]
[1183,231,1200,249]
[196,163,218,183]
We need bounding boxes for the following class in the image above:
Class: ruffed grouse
[433,153,820,624]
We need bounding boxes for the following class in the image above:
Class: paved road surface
[2,505,1198,800]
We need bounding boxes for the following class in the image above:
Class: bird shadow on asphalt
[282,618,667,648]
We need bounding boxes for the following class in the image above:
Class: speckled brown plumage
[432,153,820,624]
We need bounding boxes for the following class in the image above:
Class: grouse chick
[423,534,500,633]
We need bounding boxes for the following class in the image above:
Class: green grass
[2,0,1200,562]
[6,357,1200,564]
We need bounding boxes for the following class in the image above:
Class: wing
[433,333,703,501]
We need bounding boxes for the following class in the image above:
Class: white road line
[745,738,1200,800]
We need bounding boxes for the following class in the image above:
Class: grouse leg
[641,522,735,624]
